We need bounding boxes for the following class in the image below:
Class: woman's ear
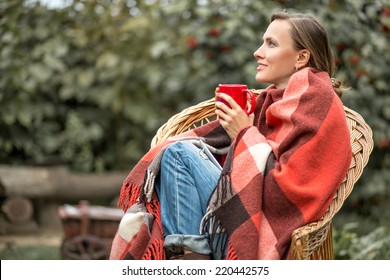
[296,50,310,69]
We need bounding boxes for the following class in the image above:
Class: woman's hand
[215,91,255,139]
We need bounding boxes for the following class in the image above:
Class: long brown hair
[271,12,344,96]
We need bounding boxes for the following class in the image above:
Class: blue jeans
[155,141,221,256]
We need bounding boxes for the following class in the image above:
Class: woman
[110,11,352,260]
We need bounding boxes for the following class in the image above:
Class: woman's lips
[257,62,267,71]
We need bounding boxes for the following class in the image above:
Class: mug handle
[243,89,256,115]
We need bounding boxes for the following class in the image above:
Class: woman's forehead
[263,20,292,40]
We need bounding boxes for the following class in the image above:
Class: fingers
[215,102,230,121]
[215,92,241,110]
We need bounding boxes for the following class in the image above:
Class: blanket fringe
[118,183,141,212]
[226,242,238,260]
[145,199,163,233]
[213,173,233,207]
[201,173,232,235]
[141,238,165,260]
[144,169,156,202]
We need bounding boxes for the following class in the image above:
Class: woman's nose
[253,45,263,59]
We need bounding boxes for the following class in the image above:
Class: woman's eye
[268,40,277,47]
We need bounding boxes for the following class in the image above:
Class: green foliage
[0,245,61,260]
[334,223,390,259]
[2,0,388,170]
[0,0,389,258]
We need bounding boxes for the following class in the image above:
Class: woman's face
[253,19,300,89]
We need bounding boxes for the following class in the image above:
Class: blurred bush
[0,0,389,258]
[334,222,390,259]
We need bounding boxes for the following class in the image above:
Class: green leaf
[96,51,120,69]
[77,69,95,88]
[28,63,52,83]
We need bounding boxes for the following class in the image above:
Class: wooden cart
[58,200,123,260]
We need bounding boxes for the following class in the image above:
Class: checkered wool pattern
[110,67,352,260]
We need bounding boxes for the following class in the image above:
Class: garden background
[0,0,389,259]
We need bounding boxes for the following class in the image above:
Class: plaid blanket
[109,67,352,260]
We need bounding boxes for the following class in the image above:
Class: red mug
[217,84,256,115]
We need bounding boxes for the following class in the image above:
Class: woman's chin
[255,73,267,83]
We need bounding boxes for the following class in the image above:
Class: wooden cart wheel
[62,234,108,260]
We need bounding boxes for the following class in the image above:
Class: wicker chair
[150,90,374,260]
